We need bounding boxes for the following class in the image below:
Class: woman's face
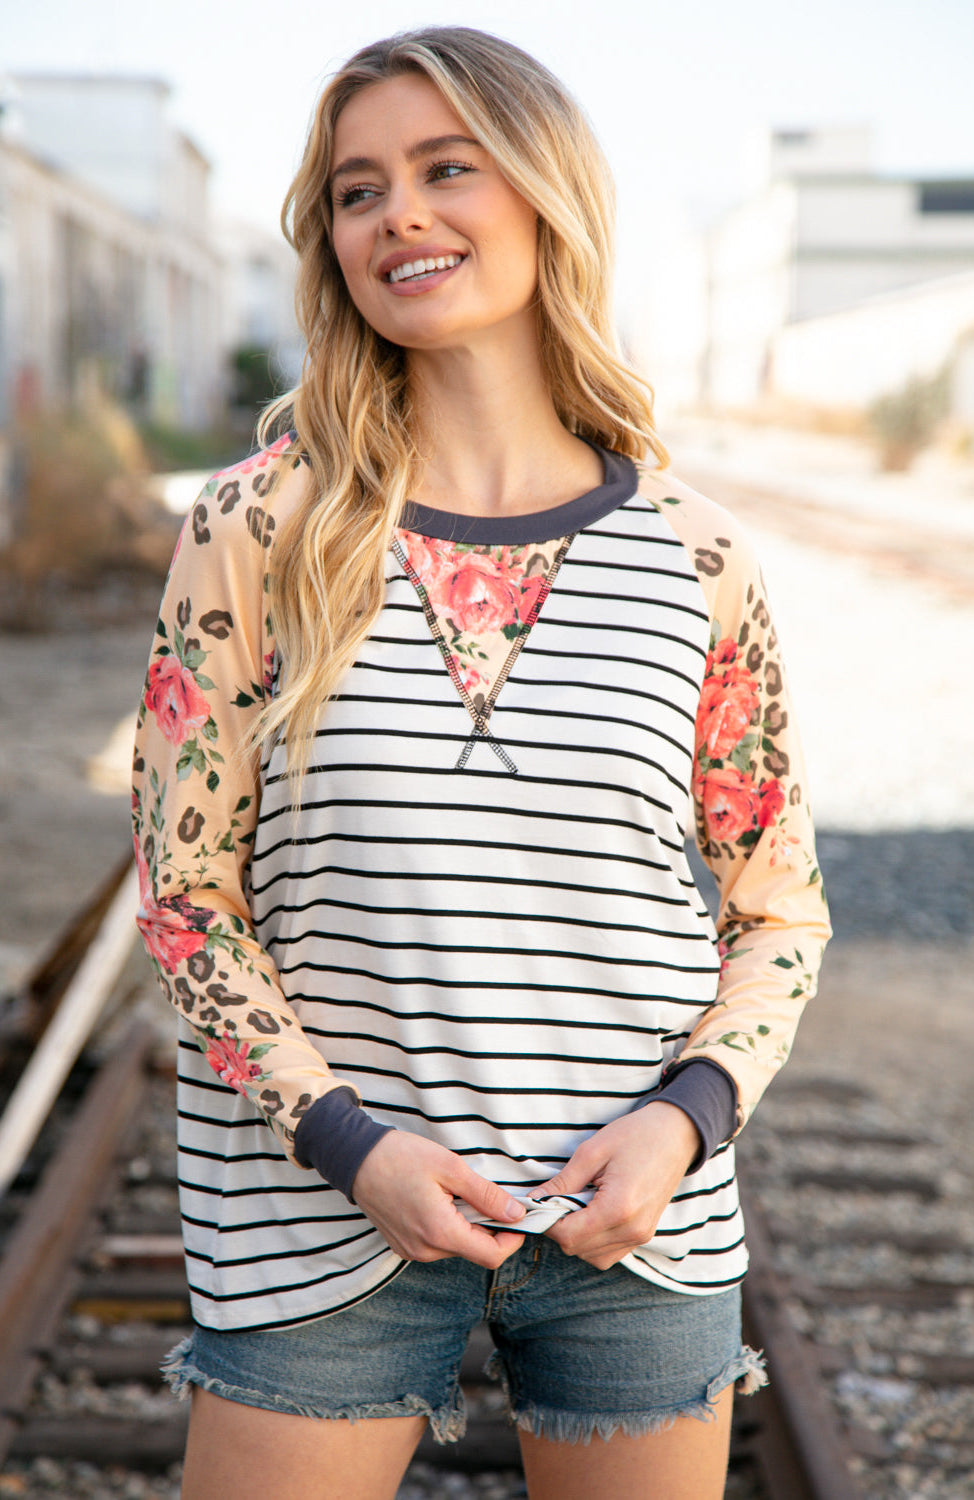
[329,73,540,356]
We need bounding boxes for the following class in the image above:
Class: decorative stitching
[393,531,576,776]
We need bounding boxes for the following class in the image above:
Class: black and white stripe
[176,496,747,1330]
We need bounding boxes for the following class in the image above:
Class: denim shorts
[163,1238,765,1444]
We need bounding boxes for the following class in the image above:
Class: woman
[133,26,830,1500]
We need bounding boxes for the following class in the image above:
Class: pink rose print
[171,514,188,565]
[429,552,521,634]
[696,664,760,760]
[135,842,211,974]
[401,531,448,591]
[700,766,758,841]
[144,657,211,747]
[227,432,293,477]
[393,531,565,722]
[450,654,485,694]
[515,572,546,624]
[204,1034,263,1094]
[141,914,209,975]
[757,778,786,828]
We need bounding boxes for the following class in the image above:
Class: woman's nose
[380,178,433,237]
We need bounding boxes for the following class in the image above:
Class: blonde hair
[256,25,668,784]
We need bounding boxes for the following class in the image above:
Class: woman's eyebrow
[331,134,483,181]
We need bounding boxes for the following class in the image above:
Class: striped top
[132,438,830,1331]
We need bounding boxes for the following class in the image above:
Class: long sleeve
[644,471,832,1132]
[131,441,353,1162]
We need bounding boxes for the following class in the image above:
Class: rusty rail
[738,1170,863,1499]
[0,1016,156,1467]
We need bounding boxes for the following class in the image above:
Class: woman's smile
[380,247,467,292]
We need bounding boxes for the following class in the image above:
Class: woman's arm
[133,447,526,1263]
[669,484,832,1131]
[132,444,357,1158]
[541,476,831,1266]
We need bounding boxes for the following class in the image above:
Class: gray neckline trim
[398,447,638,545]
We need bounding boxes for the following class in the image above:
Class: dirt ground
[0,593,158,981]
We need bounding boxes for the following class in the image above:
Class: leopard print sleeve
[641,469,831,1131]
[132,440,354,1160]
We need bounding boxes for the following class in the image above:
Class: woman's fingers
[351,1131,525,1266]
[546,1187,655,1268]
[484,1228,528,1258]
[540,1103,701,1267]
[448,1161,526,1227]
[530,1147,598,1202]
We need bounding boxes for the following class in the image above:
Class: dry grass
[1,401,179,593]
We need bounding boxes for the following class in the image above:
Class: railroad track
[9,868,968,1498]
[736,1075,974,1500]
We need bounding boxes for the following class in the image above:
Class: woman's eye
[427,159,473,183]
[335,183,378,209]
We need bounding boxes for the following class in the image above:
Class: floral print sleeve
[132,439,351,1161]
[644,471,831,1132]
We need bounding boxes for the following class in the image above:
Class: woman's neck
[406,334,603,518]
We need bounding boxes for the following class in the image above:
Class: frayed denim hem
[708,1344,767,1402]
[487,1343,767,1446]
[160,1334,467,1443]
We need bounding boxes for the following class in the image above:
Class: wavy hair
[255,25,668,785]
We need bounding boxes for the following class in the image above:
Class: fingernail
[504,1198,526,1219]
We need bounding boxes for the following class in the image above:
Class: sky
[3,0,973,325]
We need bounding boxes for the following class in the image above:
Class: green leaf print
[713,1031,757,1053]
[729,735,759,773]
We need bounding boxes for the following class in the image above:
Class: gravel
[738,1012,974,1500]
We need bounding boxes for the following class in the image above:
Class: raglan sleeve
[675,503,831,1133]
[131,457,354,1163]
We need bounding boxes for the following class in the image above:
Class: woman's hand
[351,1130,526,1268]
[532,1102,701,1270]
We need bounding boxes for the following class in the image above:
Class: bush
[230,344,283,413]
[867,367,951,471]
[1,403,178,589]
[138,422,243,474]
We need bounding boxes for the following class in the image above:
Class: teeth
[388,254,461,284]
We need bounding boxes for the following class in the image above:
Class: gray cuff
[635,1059,738,1172]
[293,1087,394,1202]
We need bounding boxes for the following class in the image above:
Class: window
[918,182,974,214]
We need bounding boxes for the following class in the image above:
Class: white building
[697,127,974,410]
[11,73,210,243]
[771,268,974,418]
[213,218,302,395]
[0,74,225,431]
